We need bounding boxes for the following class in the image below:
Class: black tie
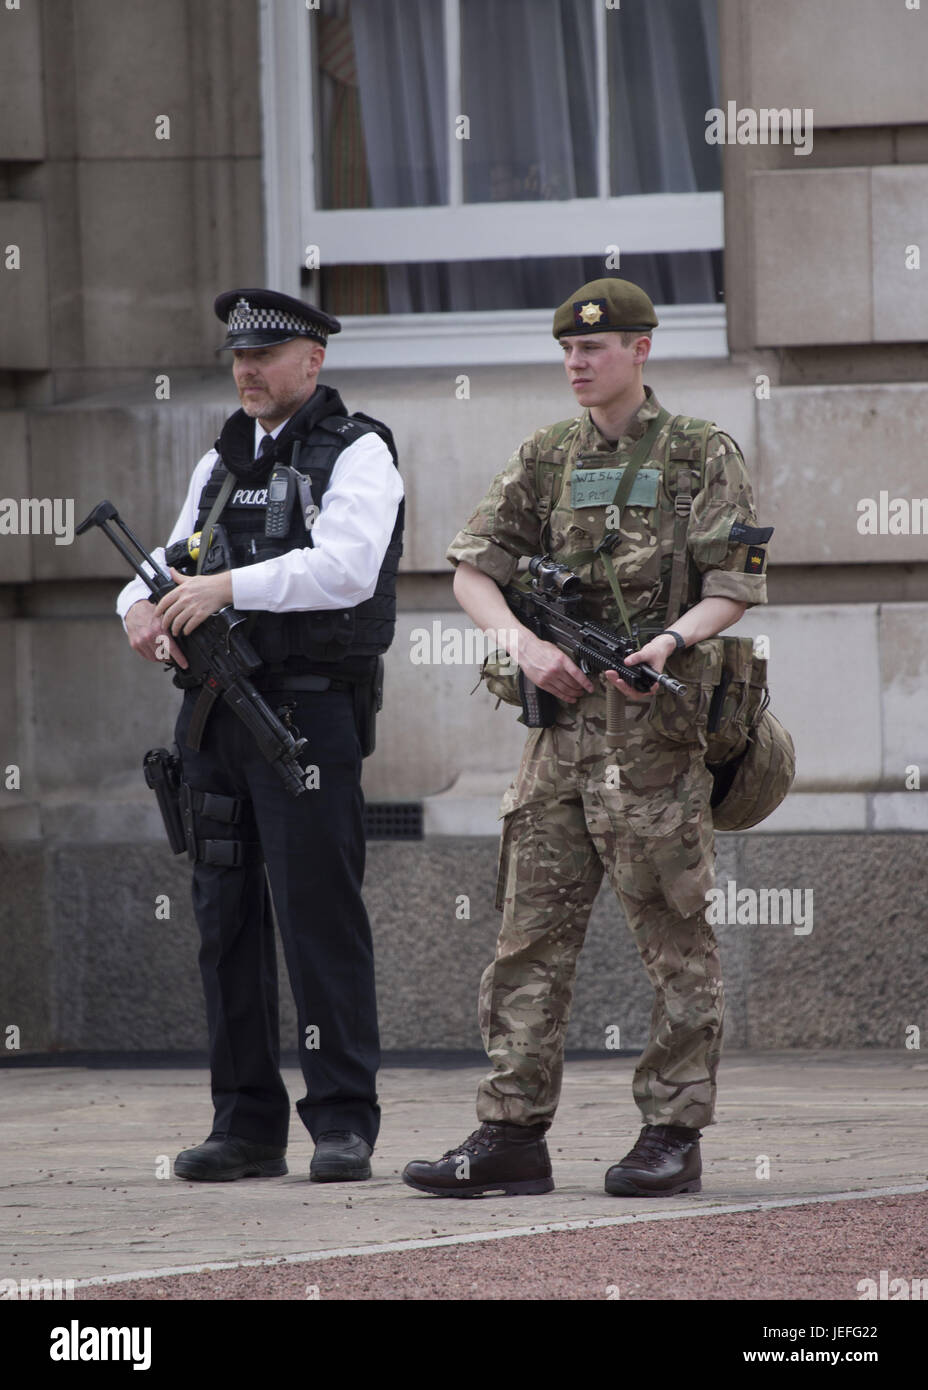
[258,433,275,460]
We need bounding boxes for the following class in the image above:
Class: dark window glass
[460,0,597,203]
[314,252,723,316]
[311,0,723,312]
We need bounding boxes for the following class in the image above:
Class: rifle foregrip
[605,682,622,749]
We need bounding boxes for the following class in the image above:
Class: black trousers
[175,685,380,1149]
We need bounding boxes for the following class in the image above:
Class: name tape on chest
[569,466,661,511]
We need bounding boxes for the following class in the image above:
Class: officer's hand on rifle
[156,568,234,637]
[603,633,677,704]
[125,598,188,668]
[516,628,595,704]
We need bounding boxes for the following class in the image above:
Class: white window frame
[259,0,726,367]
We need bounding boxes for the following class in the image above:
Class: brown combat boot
[402,1122,554,1197]
[604,1123,702,1197]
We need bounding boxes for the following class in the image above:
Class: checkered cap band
[227,300,327,343]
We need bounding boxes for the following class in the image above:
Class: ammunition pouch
[647,636,765,760]
[478,648,522,708]
[179,782,264,866]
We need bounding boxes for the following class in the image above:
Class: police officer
[118,289,404,1182]
[403,278,769,1198]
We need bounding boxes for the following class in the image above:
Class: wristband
[659,629,687,651]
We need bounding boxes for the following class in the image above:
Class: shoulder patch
[730,521,774,546]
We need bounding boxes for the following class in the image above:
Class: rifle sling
[664,419,711,627]
[188,469,239,747]
[186,682,219,752]
[196,471,236,575]
[593,409,668,638]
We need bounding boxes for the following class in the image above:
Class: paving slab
[0,1051,926,1286]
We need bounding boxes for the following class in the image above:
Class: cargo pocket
[632,749,715,915]
[493,727,547,910]
[494,807,522,911]
[647,812,717,918]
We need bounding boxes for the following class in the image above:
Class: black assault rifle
[77,500,307,797]
[502,556,687,746]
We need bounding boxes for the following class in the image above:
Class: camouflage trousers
[476,687,722,1131]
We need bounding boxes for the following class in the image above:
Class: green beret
[552,277,658,338]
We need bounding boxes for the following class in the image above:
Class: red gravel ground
[76,1192,927,1301]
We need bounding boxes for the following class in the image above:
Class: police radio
[265,466,297,537]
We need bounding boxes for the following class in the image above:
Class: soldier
[403,278,769,1198]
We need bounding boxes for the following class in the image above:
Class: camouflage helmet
[711,709,796,832]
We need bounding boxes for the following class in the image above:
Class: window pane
[460,0,597,202]
[308,0,724,313]
[316,0,448,211]
[608,0,722,195]
[315,253,722,316]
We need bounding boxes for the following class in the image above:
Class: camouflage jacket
[446,387,768,632]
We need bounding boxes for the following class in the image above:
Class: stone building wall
[1,0,925,1054]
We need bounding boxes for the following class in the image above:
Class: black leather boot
[310,1131,372,1182]
[402,1122,554,1197]
[604,1124,702,1196]
[173,1132,288,1181]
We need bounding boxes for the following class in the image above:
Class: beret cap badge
[575,299,607,327]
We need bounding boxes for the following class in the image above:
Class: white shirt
[116,415,404,623]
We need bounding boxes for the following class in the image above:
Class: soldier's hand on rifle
[604,633,676,703]
[156,568,234,637]
[516,629,595,703]
[125,598,188,668]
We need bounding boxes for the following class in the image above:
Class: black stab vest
[195,410,404,670]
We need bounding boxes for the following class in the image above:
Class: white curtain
[347,0,721,312]
[460,0,597,203]
[350,0,449,312]
[608,0,720,303]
